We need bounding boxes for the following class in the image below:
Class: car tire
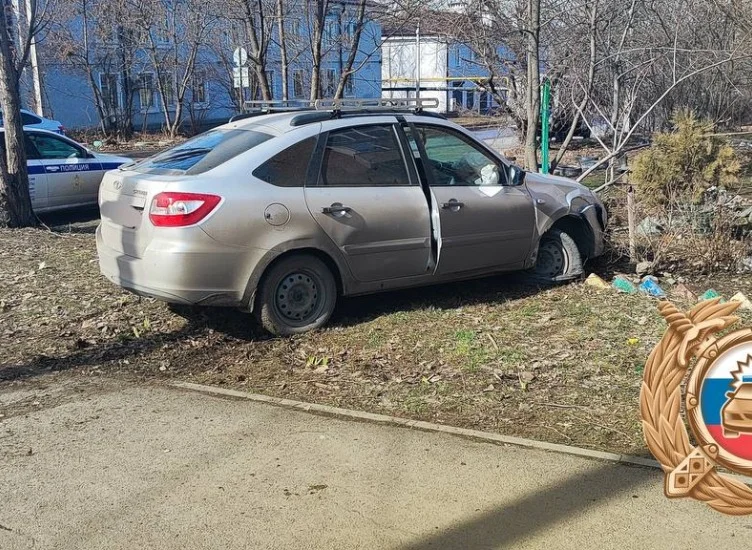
[255,254,337,336]
[531,228,583,283]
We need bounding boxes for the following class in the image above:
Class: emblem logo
[113,179,123,190]
[641,298,752,515]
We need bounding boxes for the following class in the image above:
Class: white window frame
[290,18,302,36]
[98,72,122,111]
[138,72,157,113]
[158,73,177,108]
[191,70,207,106]
[154,24,171,48]
[292,69,306,99]
[344,73,355,96]
[323,69,337,98]
[325,19,337,43]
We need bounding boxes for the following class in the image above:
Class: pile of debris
[584,272,752,310]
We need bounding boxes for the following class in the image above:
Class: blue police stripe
[27,163,116,175]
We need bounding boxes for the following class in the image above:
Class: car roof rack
[230,97,445,126]
[229,100,315,122]
[314,97,439,113]
[288,97,444,126]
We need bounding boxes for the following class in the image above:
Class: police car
[0,128,132,213]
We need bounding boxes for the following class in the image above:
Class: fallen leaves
[6,222,752,456]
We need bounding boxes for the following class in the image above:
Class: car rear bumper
[96,224,266,307]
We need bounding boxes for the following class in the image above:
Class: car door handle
[322,203,352,215]
[441,200,464,210]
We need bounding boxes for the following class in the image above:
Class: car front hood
[95,153,133,166]
[523,172,601,233]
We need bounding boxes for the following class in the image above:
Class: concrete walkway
[1,380,750,549]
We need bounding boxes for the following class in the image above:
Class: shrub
[632,110,741,208]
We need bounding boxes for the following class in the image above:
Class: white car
[0,128,132,213]
[0,108,66,134]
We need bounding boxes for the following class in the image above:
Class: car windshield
[132,128,273,175]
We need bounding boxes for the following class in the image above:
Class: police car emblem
[641,298,752,515]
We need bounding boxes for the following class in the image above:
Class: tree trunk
[276,0,288,100]
[550,1,598,171]
[334,0,366,99]
[0,9,34,228]
[309,0,328,101]
[242,0,271,100]
[524,0,541,171]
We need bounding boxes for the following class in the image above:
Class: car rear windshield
[132,128,273,175]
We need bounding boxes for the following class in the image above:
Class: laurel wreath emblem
[641,298,752,515]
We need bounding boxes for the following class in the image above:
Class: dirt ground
[3,209,752,456]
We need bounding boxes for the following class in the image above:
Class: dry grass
[4,210,752,456]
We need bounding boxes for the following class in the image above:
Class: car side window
[318,125,410,187]
[26,134,85,160]
[253,137,316,187]
[410,125,506,187]
[21,112,42,125]
[23,135,42,160]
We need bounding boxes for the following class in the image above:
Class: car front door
[304,122,432,283]
[26,132,102,208]
[407,123,536,275]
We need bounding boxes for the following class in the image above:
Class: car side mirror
[509,165,525,186]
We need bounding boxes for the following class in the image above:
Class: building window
[292,69,306,99]
[192,70,207,104]
[99,73,120,111]
[138,73,155,109]
[154,24,170,46]
[159,73,175,106]
[265,71,274,98]
[325,19,337,43]
[345,21,357,40]
[323,69,336,98]
[344,74,355,96]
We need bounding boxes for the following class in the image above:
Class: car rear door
[304,120,432,283]
[405,123,535,275]
[26,131,102,208]
[0,133,49,211]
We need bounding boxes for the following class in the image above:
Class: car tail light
[149,192,221,227]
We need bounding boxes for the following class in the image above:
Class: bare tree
[52,0,139,140]
[308,0,329,100]
[275,0,289,99]
[333,0,366,98]
[131,0,218,137]
[0,0,49,227]
[523,0,540,170]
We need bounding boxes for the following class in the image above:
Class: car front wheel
[255,254,337,336]
[532,228,583,283]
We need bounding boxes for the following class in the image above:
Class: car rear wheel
[255,254,337,336]
[532,228,583,283]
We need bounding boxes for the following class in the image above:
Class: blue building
[31,1,382,133]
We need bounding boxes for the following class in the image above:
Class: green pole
[540,78,551,174]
